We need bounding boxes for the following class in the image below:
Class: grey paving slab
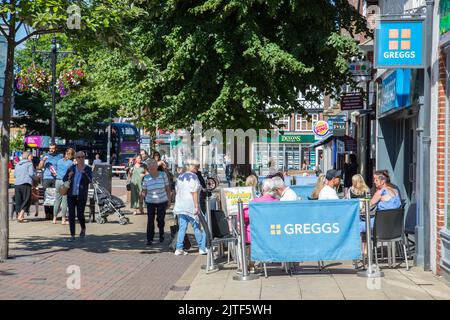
[260,276,301,300]
[298,275,345,300]
[332,274,390,300]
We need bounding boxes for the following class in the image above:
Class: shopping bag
[169,224,191,251]
[43,188,56,206]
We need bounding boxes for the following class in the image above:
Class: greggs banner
[249,200,361,262]
[290,185,315,199]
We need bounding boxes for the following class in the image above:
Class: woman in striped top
[142,159,172,245]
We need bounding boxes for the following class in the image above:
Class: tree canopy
[114,0,368,130]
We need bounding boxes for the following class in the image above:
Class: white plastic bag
[44,188,56,206]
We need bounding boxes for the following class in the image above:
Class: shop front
[252,134,316,175]
[376,67,422,239]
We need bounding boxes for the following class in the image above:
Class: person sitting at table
[242,178,279,272]
[347,174,370,200]
[245,174,260,197]
[272,176,298,201]
[310,173,326,200]
[318,170,341,200]
[360,171,401,255]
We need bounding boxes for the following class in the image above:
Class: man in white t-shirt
[272,176,298,201]
[318,169,342,200]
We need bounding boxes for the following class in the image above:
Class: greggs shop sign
[375,18,425,69]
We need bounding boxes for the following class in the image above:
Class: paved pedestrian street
[0,203,196,300]
[167,258,450,300]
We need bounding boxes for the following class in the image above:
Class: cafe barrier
[249,200,361,262]
[290,185,315,199]
[294,175,317,186]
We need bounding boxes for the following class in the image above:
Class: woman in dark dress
[63,151,93,241]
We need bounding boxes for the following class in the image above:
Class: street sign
[374,18,425,69]
[341,93,364,111]
[332,122,346,137]
[349,61,371,75]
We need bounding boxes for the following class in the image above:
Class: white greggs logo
[270,223,340,235]
[384,28,416,59]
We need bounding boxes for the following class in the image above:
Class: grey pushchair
[92,181,129,225]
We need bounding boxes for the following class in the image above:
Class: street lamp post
[32,34,73,143]
[50,36,57,144]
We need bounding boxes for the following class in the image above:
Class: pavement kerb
[164,255,205,300]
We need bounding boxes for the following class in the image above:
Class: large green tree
[117,0,368,131]
[0,0,139,261]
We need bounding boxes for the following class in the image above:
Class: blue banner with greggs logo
[249,200,361,262]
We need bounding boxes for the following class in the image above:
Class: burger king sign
[313,120,330,138]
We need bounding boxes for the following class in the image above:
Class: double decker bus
[91,122,140,167]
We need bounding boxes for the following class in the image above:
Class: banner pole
[233,199,259,281]
[358,198,384,278]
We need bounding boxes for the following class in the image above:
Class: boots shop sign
[375,18,425,69]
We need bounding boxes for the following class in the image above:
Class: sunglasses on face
[76,156,85,159]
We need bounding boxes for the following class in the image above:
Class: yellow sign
[221,187,254,216]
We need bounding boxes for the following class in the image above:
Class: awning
[308,134,357,153]
[308,135,334,148]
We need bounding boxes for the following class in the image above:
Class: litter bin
[93,163,112,194]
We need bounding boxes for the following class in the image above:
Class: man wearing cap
[318,169,341,200]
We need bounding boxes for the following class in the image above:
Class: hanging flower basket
[56,68,86,97]
[15,65,51,95]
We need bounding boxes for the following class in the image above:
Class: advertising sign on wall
[341,93,364,110]
[313,121,330,140]
[375,18,425,68]
[380,68,412,114]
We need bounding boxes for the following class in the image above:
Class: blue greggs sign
[249,200,361,262]
[380,69,411,114]
[375,18,425,68]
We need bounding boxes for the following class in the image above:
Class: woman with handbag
[129,155,146,215]
[53,148,75,224]
[63,151,93,241]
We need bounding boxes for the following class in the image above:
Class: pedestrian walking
[172,159,207,256]
[92,153,103,167]
[318,170,342,200]
[53,148,75,224]
[14,151,35,222]
[129,155,146,215]
[63,151,93,241]
[38,143,63,220]
[142,159,172,245]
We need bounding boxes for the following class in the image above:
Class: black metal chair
[198,210,239,269]
[373,208,409,270]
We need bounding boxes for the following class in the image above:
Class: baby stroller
[92,180,129,225]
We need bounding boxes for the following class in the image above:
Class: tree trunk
[0,27,16,261]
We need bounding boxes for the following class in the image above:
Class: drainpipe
[417,0,434,271]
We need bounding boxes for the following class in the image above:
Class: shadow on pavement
[9,231,181,257]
